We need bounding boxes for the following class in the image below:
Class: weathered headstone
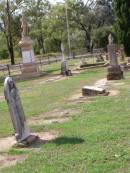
[19,16,38,76]
[82,86,107,96]
[107,34,122,80]
[61,43,72,76]
[4,77,38,146]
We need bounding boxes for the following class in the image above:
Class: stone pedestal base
[16,135,39,147]
[107,65,123,80]
[61,70,72,76]
[21,62,38,74]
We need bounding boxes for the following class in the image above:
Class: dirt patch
[16,131,59,149]
[0,130,58,153]
[94,78,109,89]
[34,130,58,143]
[0,154,27,169]
[112,82,125,86]
[0,131,58,169]
[0,95,5,102]
[39,75,66,84]
[28,117,69,126]
[68,91,94,104]
[109,90,120,96]
[95,79,120,96]
[68,78,120,103]
[28,108,80,126]
[0,136,16,152]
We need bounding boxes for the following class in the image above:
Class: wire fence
[0,50,105,79]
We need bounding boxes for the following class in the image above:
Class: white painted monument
[19,16,38,75]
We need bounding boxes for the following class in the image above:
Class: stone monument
[61,43,72,76]
[107,34,122,80]
[19,16,38,76]
[4,77,38,146]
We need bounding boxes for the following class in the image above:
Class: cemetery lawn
[0,67,130,172]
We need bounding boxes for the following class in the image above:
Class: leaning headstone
[4,77,38,146]
[107,34,122,80]
[61,43,72,76]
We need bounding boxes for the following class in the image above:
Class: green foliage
[0,0,115,61]
[0,49,9,59]
[92,26,117,49]
[114,0,130,56]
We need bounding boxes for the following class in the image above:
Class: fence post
[19,63,22,73]
[48,56,50,64]
[7,64,11,76]
[55,56,58,62]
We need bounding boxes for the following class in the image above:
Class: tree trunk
[7,0,15,65]
[84,31,91,52]
[40,34,45,54]
[38,33,45,54]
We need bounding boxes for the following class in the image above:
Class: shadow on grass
[27,137,84,149]
[51,136,85,145]
[45,68,60,74]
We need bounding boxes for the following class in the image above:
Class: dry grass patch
[0,154,27,170]
[28,108,81,126]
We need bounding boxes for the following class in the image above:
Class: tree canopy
[114,0,130,56]
[0,0,115,64]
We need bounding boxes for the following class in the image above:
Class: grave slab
[82,86,108,96]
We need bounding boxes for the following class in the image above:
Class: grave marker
[4,77,38,146]
[19,16,38,76]
[61,43,72,76]
[107,34,122,80]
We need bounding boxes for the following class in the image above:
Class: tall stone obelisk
[19,16,38,76]
[107,34,122,80]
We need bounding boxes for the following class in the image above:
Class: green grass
[1,67,130,172]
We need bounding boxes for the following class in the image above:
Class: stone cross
[21,16,28,38]
[4,77,31,143]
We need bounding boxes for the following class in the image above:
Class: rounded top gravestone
[4,77,30,142]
